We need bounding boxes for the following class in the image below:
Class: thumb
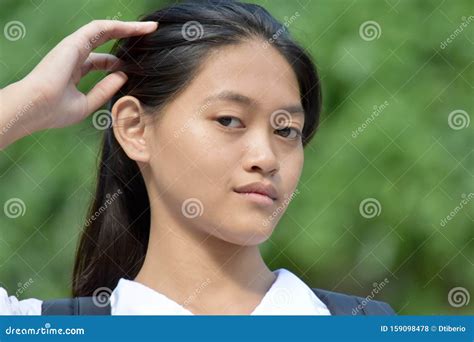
[86,71,128,114]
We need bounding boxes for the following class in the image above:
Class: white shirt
[0,268,331,315]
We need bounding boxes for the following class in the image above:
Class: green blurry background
[0,0,472,314]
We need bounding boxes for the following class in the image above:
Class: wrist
[0,78,48,148]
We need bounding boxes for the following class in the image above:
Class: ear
[111,96,150,163]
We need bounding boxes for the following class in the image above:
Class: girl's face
[137,40,304,246]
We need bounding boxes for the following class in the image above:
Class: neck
[134,200,276,315]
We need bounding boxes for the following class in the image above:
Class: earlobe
[111,96,150,163]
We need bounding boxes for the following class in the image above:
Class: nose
[241,134,280,177]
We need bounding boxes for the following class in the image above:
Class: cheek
[150,119,236,201]
[279,150,304,196]
[186,127,236,187]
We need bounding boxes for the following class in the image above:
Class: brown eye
[216,116,243,128]
[276,127,302,140]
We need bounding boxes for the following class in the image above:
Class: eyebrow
[201,90,305,117]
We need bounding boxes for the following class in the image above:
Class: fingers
[85,71,128,115]
[74,20,158,59]
[80,53,122,77]
[31,20,157,87]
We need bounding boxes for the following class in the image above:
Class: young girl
[0,1,394,315]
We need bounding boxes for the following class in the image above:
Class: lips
[234,182,278,201]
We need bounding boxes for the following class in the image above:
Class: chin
[216,223,275,246]
[206,210,278,245]
[242,233,273,246]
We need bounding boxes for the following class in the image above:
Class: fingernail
[116,71,128,79]
[143,21,158,28]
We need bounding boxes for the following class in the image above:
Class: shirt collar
[110,268,331,315]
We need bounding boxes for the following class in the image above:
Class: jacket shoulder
[312,287,396,315]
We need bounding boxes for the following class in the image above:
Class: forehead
[183,40,302,109]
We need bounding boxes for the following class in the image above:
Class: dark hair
[72,0,322,297]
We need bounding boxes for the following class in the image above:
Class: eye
[275,127,302,140]
[216,116,244,128]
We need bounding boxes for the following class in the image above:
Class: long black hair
[72,0,322,297]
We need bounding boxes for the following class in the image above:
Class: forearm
[0,80,44,150]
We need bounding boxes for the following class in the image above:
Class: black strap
[41,288,395,315]
[41,297,111,315]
